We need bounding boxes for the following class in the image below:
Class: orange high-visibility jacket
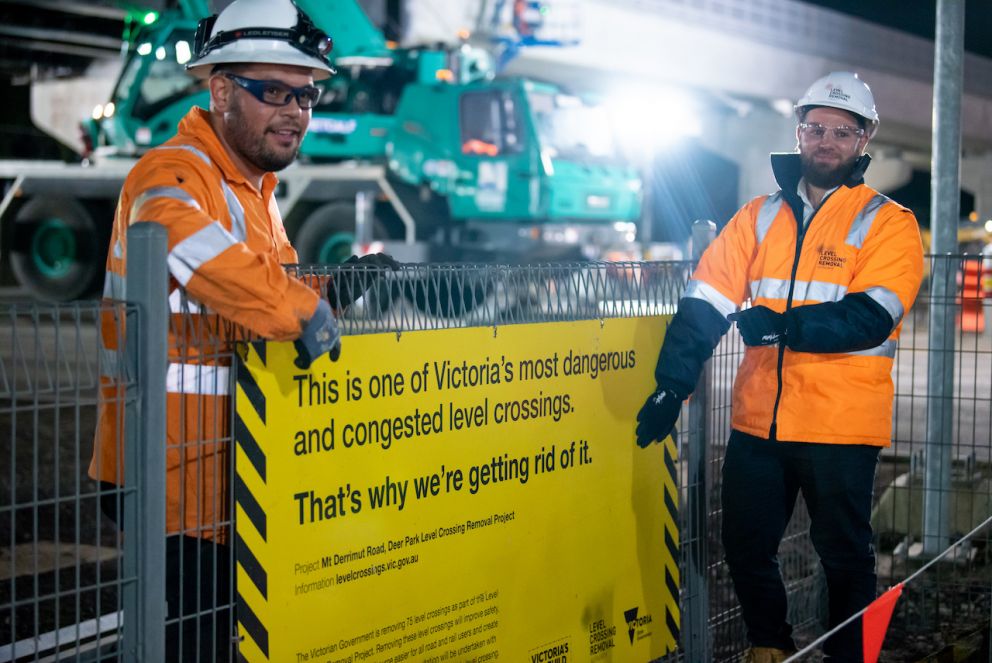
[90,108,320,540]
[657,153,923,446]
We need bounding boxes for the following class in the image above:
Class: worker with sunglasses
[635,72,923,663]
[89,0,397,660]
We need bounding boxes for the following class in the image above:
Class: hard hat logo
[186,0,336,80]
[826,86,852,104]
[795,71,879,138]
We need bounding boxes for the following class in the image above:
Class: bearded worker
[635,72,923,663]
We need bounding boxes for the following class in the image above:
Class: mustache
[268,123,304,133]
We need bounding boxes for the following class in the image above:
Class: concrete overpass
[407,0,992,218]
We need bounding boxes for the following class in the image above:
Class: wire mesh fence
[1,247,990,662]
[1,301,134,662]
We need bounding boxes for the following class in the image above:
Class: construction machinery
[1,0,641,302]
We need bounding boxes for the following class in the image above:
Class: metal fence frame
[3,220,991,661]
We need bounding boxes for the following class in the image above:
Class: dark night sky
[799,1,992,59]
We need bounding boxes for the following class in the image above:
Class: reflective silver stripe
[683,279,737,317]
[168,222,239,286]
[792,280,847,303]
[220,179,247,242]
[755,192,783,245]
[168,288,211,314]
[845,339,897,358]
[166,363,230,395]
[131,186,201,220]
[156,144,212,167]
[751,277,790,300]
[750,278,847,303]
[113,239,123,260]
[102,271,126,300]
[154,144,245,244]
[98,346,121,378]
[845,194,889,248]
[865,286,904,327]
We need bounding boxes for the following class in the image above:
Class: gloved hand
[294,298,342,369]
[328,253,401,309]
[727,305,786,346]
[635,386,684,448]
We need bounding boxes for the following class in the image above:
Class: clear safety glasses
[799,122,865,144]
[225,73,322,109]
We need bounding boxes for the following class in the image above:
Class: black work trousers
[720,430,880,662]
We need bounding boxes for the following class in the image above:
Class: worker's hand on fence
[294,299,342,369]
[635,386,684,448]
[327,253,401,309]
[727,305,786,346]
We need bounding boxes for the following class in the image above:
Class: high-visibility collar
[177,107,279,200]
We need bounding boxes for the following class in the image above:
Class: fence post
[683,219,716,661]
[123,222,168,662]
[923,0,964,556]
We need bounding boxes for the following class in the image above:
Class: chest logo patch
[817,246,847,269]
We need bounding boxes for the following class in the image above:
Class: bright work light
[605,85,702,157]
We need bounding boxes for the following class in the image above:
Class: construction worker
[635,72,923,662]
[87,0,395,659]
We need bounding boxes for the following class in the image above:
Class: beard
[800,147,859,189]
[226,96,302,173]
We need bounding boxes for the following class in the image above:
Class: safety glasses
[799,122,865,144]
[225,73,322,109]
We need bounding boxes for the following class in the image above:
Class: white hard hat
[794,71,879,138]
[186,0,335,80]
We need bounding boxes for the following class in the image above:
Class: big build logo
[622,607,653,644]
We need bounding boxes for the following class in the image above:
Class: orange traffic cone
[957,259,985,332]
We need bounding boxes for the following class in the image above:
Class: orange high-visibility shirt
[90,107,320,540]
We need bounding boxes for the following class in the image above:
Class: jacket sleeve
[124,155,319,341]
[655,298,730,396]
[786,201,923,353]
[784,293,892,352]
[654,200,760,395]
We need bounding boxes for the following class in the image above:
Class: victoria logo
[622,607,652,644]
[623,608,638,644]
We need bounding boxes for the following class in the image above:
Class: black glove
[727,305,786,346]
[294,299,342,369]
[328,253,401,309]
[635,386,684,448]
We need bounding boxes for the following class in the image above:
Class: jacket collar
[770,152,871,217]
[177,107,278,194]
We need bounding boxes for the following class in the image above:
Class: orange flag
[862,583,904,663]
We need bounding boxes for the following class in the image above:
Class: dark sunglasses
[225,73,322,109]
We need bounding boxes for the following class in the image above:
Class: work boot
[742,646,795,663]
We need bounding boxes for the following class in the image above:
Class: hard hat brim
[186,39,334,80]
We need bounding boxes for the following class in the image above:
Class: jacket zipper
[767,189,836,441]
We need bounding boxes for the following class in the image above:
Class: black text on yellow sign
[234,317,680,662]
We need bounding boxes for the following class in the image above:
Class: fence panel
[1,301,134,662]
[4,250,990,662]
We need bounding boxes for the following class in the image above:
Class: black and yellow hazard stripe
[235,341,270,661]
[661,436,681,650]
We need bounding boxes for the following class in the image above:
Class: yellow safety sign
[234,317,679,662]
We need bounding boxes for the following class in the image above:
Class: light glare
[175,40,191,64]
[606,86,702,156]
